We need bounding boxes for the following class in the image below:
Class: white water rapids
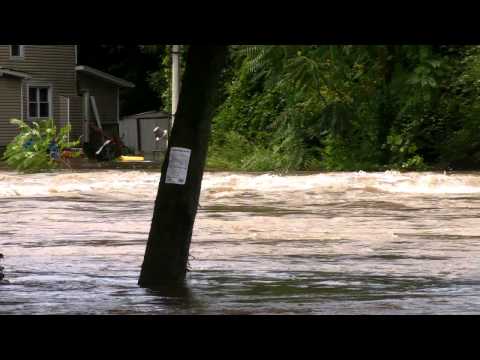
[1,170,480,314]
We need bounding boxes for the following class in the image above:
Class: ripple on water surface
[1,170,480,314]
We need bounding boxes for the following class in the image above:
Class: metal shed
[119,110,171,160]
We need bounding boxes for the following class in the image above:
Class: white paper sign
[165,147,192,185]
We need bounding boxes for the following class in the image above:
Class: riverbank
[0,159,163,172]
[2,160,476,176]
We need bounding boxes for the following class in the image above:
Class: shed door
[139,118,169,154]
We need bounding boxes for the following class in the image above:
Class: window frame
[9,45,25,60]
[26,84,53,121]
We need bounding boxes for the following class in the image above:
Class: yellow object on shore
[119,155,145,162]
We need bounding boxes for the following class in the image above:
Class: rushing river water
[0,169,480,314]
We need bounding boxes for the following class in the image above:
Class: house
[0,45,135,150]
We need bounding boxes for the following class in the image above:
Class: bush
[2,118,80,173]
[207,131,252,170]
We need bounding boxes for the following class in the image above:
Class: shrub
[207,131,252,170]
[2,118,80,173]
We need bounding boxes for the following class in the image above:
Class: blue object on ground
[23,139,33,150]
[48,141,60,160]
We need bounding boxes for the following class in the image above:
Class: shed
[119,110,171,160]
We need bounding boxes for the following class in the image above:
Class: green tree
[209,45,473,172]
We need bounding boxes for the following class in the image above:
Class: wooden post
[138,45,228,287]
[90,96,102,130]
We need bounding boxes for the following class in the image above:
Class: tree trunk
[138,45,228,287]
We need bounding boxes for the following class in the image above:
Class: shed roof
[0,66,31,79]
[76,65,135,88]
[121,110,171,120]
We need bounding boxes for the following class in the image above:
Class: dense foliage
[146,45,188,113]
[78,44,480,172]
[3,119,79,172]
[206,45,480,172]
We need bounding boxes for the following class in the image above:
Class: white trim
[76,65,135,88]
[9,45,25,60]
[26,82,53,121]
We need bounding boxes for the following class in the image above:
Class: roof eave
[0,67,31,79]
[75,65,135,88]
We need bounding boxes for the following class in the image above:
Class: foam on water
[2,169,480,314]
[0,171,160,198]
[1,170,480,199]
[201,171,480,195]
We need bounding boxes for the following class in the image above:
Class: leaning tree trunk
[139,45,228,287]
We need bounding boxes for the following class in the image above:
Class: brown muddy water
[0,170,480,314]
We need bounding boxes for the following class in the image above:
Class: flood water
[0,169,480,314]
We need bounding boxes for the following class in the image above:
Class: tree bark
[139,45,228,287]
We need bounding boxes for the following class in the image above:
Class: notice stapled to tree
[165,147,192,185]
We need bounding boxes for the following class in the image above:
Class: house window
[10,45,24,59]
[28,87,51,119]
